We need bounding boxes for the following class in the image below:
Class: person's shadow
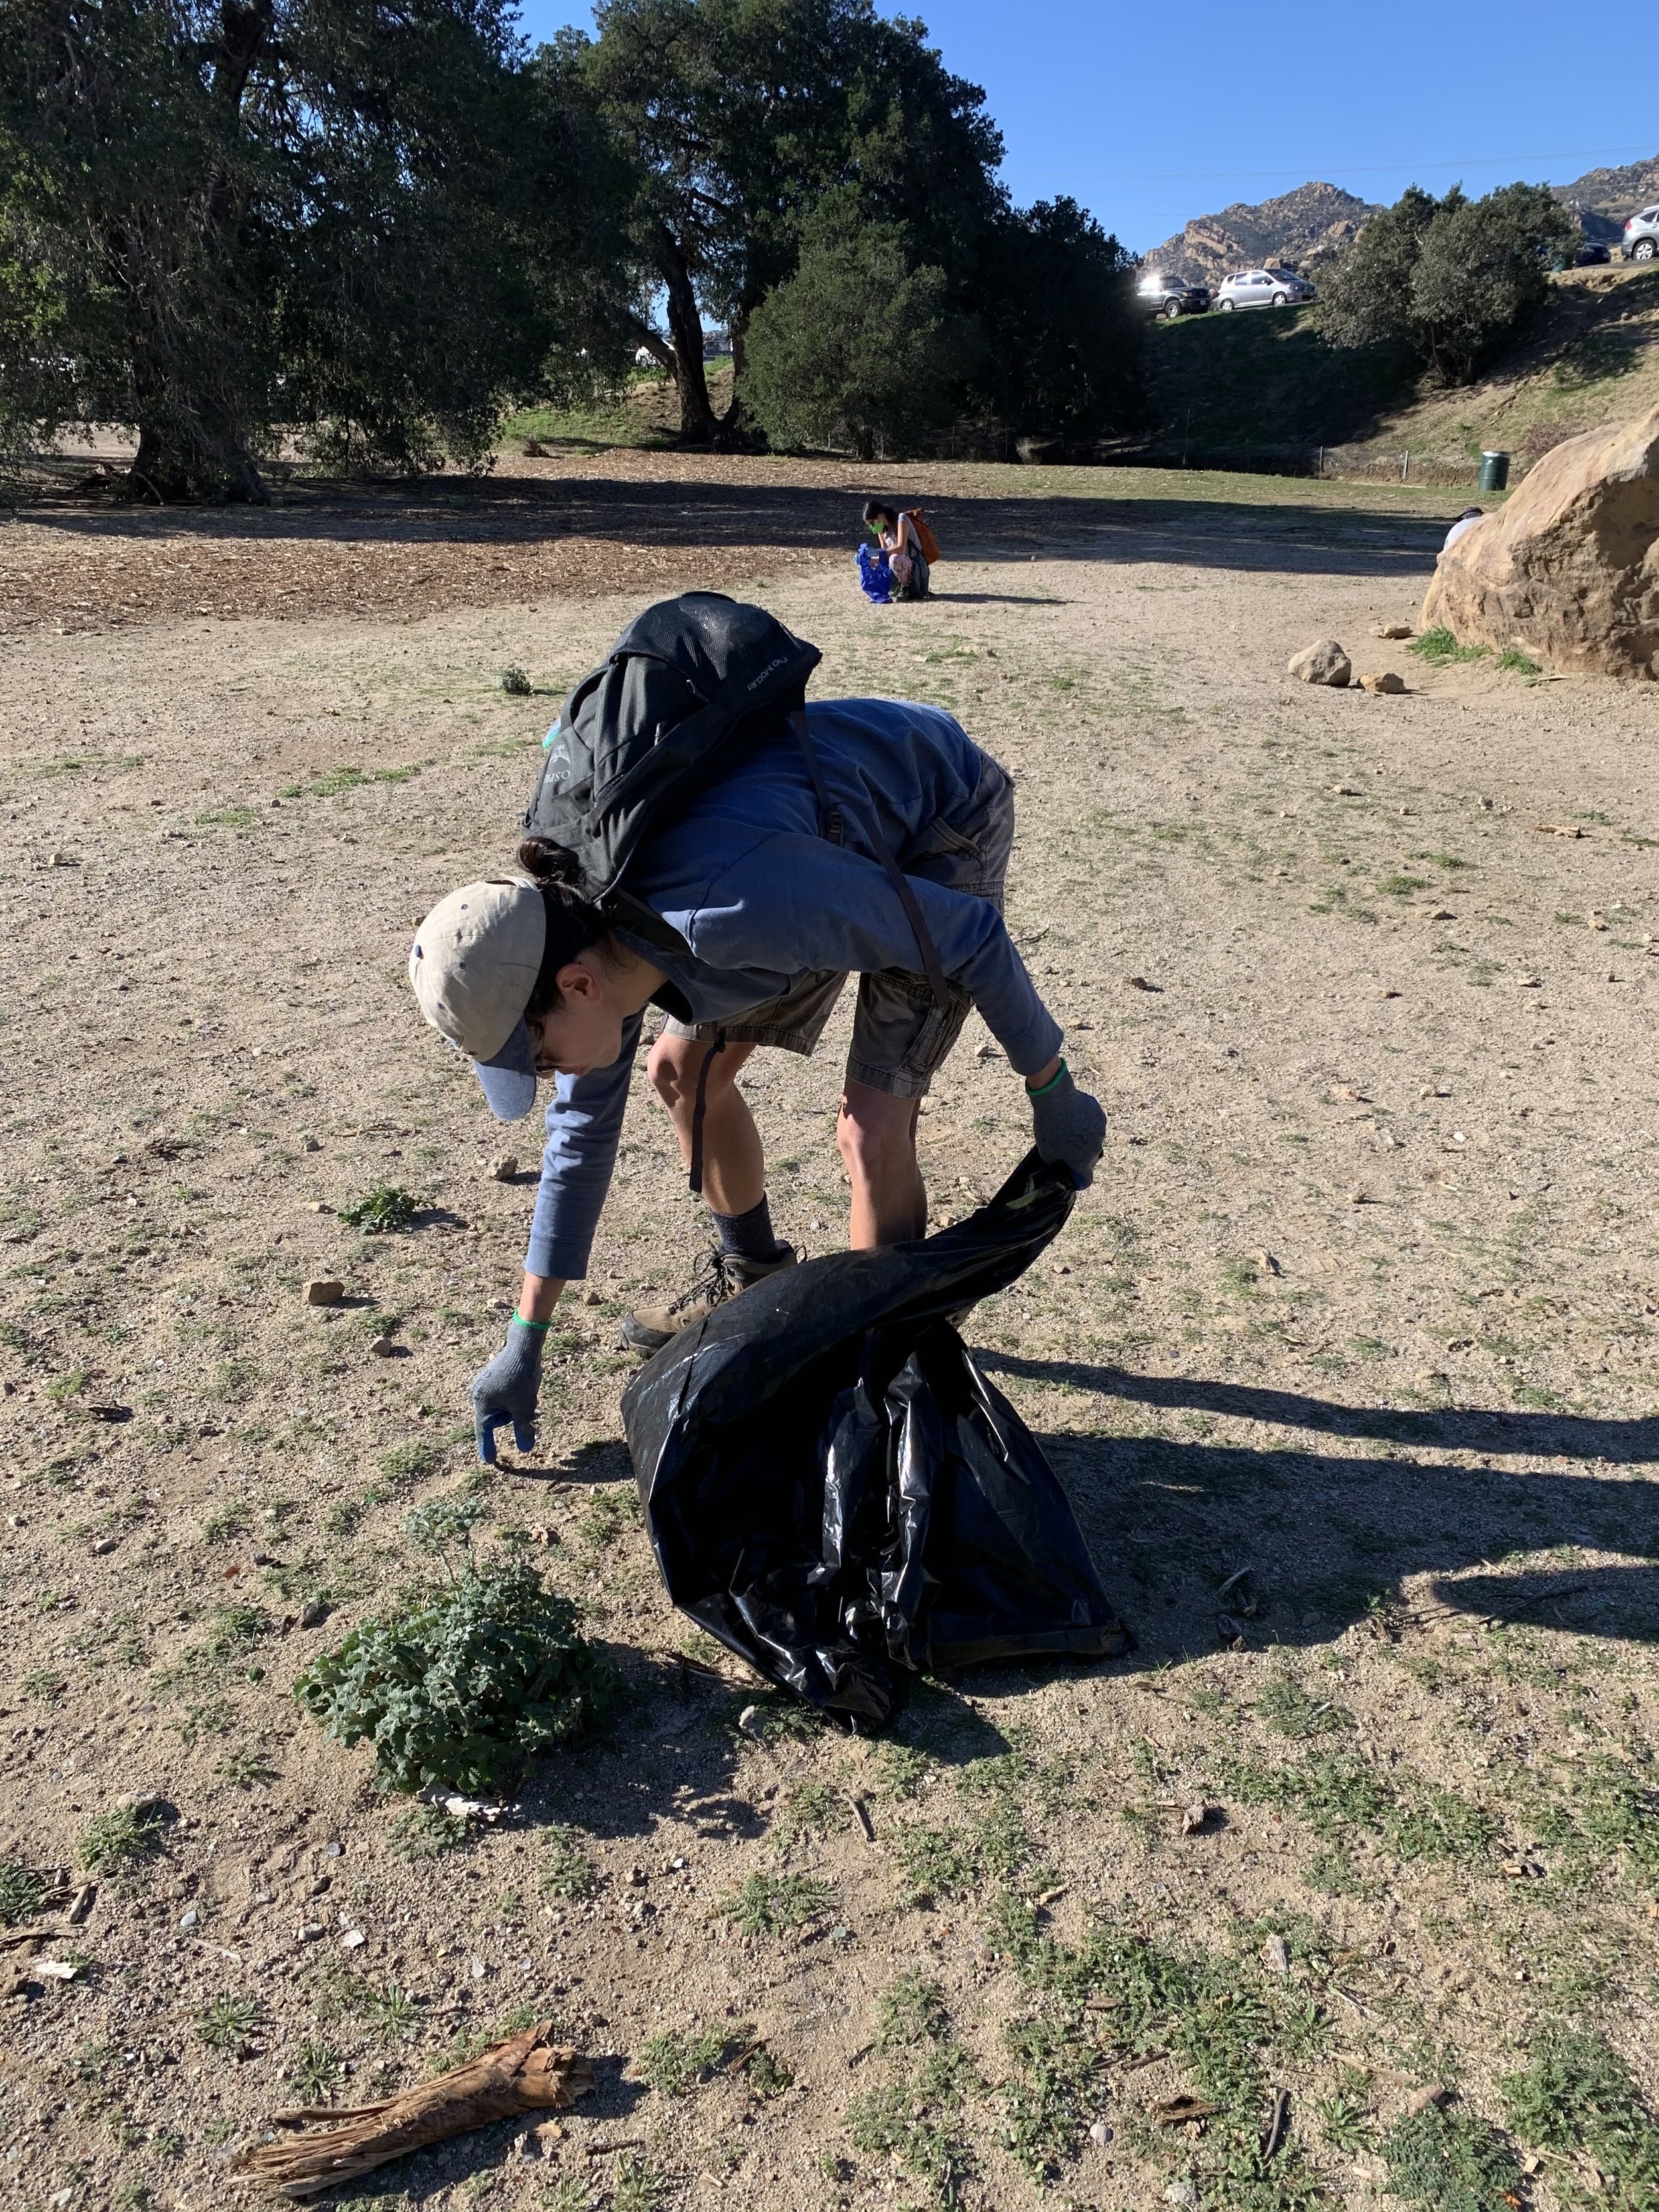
[972,1351,1659,1659]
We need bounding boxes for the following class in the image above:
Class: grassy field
[0,455,1656,2211]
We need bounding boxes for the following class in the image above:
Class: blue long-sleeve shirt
[524,698,1062,1281]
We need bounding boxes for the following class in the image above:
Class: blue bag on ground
[855,542,892,603]
[622,1151,1129,1726]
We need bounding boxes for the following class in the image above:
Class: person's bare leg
[838,1082,926,1247]
[645,1033,762,1217]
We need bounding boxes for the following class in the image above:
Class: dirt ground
[2,457,1657,2212]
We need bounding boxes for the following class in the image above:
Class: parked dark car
[1574,242,1611,265]
[1136,269,1210,318]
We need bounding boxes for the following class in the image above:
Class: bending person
[409,680,1102,1461]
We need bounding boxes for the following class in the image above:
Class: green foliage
[80,1800,169,1876]
[499,665,533,696]
[388,1803,471,1860]
[1496,647,1541,675]
[0,1862,48,1926]
[540,1823,599,1901]
[611,2151,672,2212]
[969,195,1142,439]
[0,0,630,495]
[1000,2010,1100,2183]
[378,1440,445,1492]
[717,1869,833,1935]
[1411,627,1490,666]
[1224,1751,1496,1861]
[1502,2022,1659,2204]
[1317,181,1577,384]
[894,1822,983,1905]
[741,198,958,458]
[637,2022,750,2095]
[1256,1667,1352,1739]
[1381,2098,1522,2212]
[293,1554,614,1795]
[288,2038,344,2102]
[871,1741,934,1799]
[340,1185,419,1234]
[879,1972,950,2047]
[196,1992,263,2053]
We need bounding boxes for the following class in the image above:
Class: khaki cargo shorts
[661,757,1015,1100]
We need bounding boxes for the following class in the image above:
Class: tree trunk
[652,223,717,444]
[127,420,267,504]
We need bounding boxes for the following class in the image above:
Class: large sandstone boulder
[1421,406,1659,678]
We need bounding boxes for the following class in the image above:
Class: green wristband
[512,1313,551,1333]
[1025,1060,1068,1098]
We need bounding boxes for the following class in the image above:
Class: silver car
[1216,266,1315,311]
[1623,206,1659,261]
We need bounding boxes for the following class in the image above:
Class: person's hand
[1029,1065,1107,1188]
[470,1317,545,1464]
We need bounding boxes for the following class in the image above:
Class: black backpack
[522,592,822,901]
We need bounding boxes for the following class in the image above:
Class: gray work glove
[1029,1065,1107,1188]
[470,1318,544,1464]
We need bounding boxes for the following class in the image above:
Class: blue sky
[512,0,1653,254]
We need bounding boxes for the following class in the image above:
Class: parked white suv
[1624,207,1659,261]
[1216,267,1316,310]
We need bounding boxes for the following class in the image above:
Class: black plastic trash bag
[622,1150,1129,1726]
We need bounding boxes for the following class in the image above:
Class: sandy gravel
[1,459,1656,2212]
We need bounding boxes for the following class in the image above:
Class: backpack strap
[791,711,951,1016]
[687,1027,727,1197]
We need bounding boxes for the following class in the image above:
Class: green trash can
[1479,450,1510,492]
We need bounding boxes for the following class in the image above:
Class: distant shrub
[340,1185,419,1234]
[500,665,532,696]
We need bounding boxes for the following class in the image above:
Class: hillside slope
[1142,265,1659,474]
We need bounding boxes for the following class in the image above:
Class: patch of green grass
[340,1184,419,1234]
[1502,2021,1659,2205]
[1255,1668,1354,1739]
[636,2023,749,2095]
[1496,647,1541,675]
[847,1997,975,2212]
[780,1778,843,1838]
[717,1869,833,1935]
[1518,1751,1659,1887]
[378,1439,445,1491]
[18,1667,66,1702]
[1224,1751,1496,1862]
[870,1741,934,1799]
[894,1823,983,1905]
[540,1823,599,1901]
[1315,2065,1376,2154]
[287,2037,344,2102]
[611,2150,672,2212]
[999,2010,1102,2185]
[1378,873,1429,897]
[215,1743,279,1791]
[80,1800,170,1876]
[283,764,421,800]
[0,1863,50,1925]
[1410,628,1490,666]
[388,1803,471,1859]
[1381,2098,1522,2212]
[196,1992,262,2053]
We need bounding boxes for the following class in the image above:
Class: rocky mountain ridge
[1145,155,1659,284]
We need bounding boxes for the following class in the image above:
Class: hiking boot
[618,1243,798,1357]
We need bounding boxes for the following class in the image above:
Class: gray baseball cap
[409,879,546,1121]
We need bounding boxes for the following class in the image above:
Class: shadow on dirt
[24,470,1452,581]
[966,1351,1659,1666]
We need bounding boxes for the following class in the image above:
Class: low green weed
[870,1741,934,1799]
[1410,628,1489,666]
[1381,2098,1521,2212]
[717,1869,833,1935]
[196,1993,262,2052]
[1502,2021,1659,2205]
[0,1863,49,1925]
[340,1185,419,1234]
[540,1823,599,1901]
[1496,647,1540,675]
[1224,1752,1496,1862]
[848,1979,974,2209]
[287,2038,343,2102]
[80,1800,169,1876]
[636,2023,749,2095]
[388,1803,470,1859]
[1256,1670,1354,1739]
[294,1552,613,1795]
[611,2151,672,2211]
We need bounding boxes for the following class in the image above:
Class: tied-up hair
[863,499,899,532]
[516,837,616,1019]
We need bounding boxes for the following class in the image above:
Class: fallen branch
[238,2021,593,2198]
